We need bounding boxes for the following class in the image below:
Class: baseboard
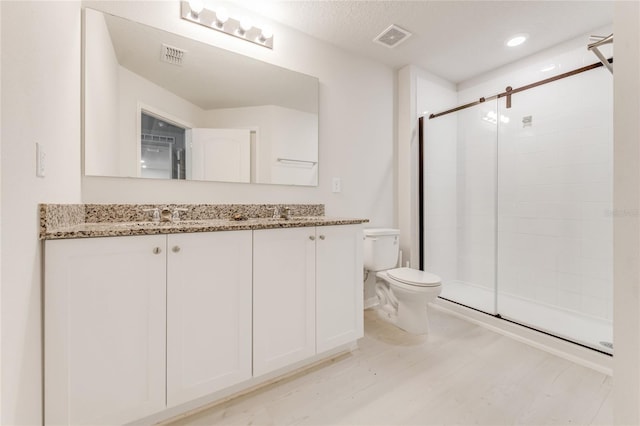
[364,296,379,310]
[131,342,357,425]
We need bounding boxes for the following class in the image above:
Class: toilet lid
[387,267,441,287]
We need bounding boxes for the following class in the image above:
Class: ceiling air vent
[160,43,186,66]
[373,24,412,49]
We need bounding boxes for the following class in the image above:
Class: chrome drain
[599,341,613,350]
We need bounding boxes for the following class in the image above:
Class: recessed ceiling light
[541,64,556,72]
[506,34,528,47]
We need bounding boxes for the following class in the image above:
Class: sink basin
[243,216,322,222]
[174,219,221,226]
[110,221,159,228]
[110,219,219,228]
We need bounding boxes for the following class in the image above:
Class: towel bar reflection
[276,158,318,167]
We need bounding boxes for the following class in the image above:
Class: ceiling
[226,0,614,83]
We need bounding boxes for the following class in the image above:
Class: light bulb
[214,8,229,27]
[188,0,204,17]
[258,27,273,43]
[239,17,253,32]
[261,27,273,39]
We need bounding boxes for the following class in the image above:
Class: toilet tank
[363,228,400,271]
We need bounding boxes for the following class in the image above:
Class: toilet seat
[387,267,441,287]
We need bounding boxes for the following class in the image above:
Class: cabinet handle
[172,246,181,253]
[319,235,325,240]
[309,236,315,241]
[153,247,162,255]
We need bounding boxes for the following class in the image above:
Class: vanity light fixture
[180,1,274,49]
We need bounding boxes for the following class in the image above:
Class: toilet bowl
[375,267,441,334]
[363,228,442,335]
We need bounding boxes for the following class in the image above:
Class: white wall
[81,1,395,224]
[397,65,420,268]
[0,2,3,419]
[267,106,318,186]
[1,2,83,425]
[613,2,640,424]
[417,73,458,280]
[84,8,120,176]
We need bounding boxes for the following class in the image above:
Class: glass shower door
[495,70,613,353]
[424,100,498,315]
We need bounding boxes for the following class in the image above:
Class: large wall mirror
[83,8,319,186]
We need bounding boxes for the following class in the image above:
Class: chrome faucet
[172,208,188,222]
[143,208,161,223]
[280,206,291,220]
[160,208,173,222]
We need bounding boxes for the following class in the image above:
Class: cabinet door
[166,231,252,406]
[253,227,316,376]
[44,235,167,426]
[316,224,364,353]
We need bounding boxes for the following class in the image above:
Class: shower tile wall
[496,72,613,320]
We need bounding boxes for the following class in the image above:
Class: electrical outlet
[332,177,342,193]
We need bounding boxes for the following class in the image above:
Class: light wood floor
[167,308,613,426]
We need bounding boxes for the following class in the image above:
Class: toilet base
[374,275,440,335]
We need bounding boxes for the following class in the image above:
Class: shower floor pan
[439,280,613,355]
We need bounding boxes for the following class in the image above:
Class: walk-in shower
[420,33,613,354]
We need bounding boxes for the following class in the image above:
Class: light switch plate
[36,142,46,177]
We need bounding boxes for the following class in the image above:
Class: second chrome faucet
[144,207,188,223]
[271,206,291,220]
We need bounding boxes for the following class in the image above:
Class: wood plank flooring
[166,308,613,426]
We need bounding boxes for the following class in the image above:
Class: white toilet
[363,228,442,334]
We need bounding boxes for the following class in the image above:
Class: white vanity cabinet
[45,231,253,425]
[316,224,364,353]
[44,235,167,426]
[44,222,363,424]
[166,231,252,406]
[253,227,317,376]
[252,224,364,376]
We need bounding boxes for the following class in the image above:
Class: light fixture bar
[180,1,273,49]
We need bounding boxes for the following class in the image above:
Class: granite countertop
[39,203,368,240]
[41,216,369,240]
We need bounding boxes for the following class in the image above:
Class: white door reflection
[187,128,251,183]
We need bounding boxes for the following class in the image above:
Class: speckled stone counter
[40,204,369,240]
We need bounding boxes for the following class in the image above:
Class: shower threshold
[439,280,613,356]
